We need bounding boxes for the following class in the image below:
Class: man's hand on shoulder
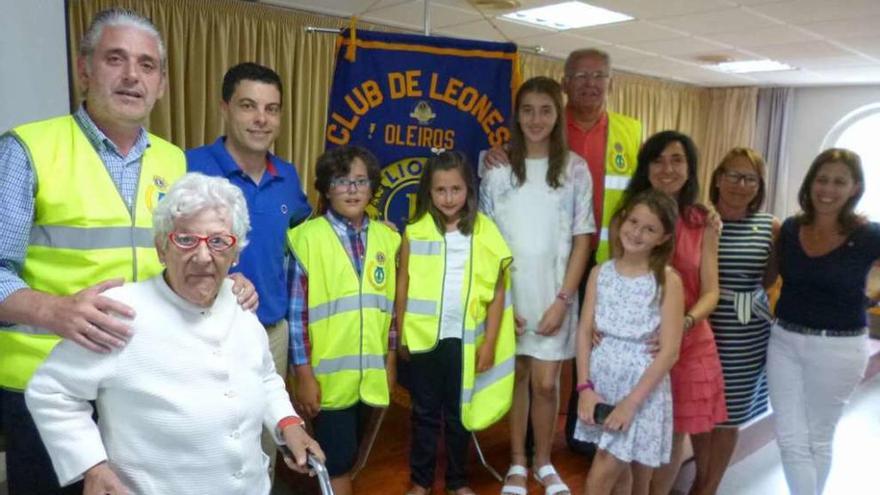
[228,272,259,312]
[42,279,135,353]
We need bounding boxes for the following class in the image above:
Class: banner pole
[423,0,431,35]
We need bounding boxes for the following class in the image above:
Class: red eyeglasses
[168,232,237,252]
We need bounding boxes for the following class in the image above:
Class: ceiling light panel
[501,1,633,31]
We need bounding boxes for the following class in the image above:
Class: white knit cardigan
[26,275,298,495]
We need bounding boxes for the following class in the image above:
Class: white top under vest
[439,229,470,340]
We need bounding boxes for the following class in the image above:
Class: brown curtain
[69,0,756,202]
[698,87,759,201]
[520,52,564,82]
[68,0,391,203]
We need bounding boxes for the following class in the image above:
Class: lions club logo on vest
[145,175,170,212]
[613,142,627,173]
[367,157,426,230]
[367,251,388,290]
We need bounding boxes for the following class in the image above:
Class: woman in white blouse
[26,173,323,495]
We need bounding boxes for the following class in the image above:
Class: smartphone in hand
[593,403,615,425]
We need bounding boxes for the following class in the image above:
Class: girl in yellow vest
[574,190,684,495]
[398,151,515,495]
[287,146,400,495]
[481,77,593,495]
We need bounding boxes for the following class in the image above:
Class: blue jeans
[1,389,83,495]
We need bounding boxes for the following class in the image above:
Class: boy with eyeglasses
[286,145,401,495]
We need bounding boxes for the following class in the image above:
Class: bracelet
[277,416,304,432]
[575,380,594,393]
[556,290,575,306]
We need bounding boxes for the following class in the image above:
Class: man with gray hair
[0,8,254,494]
[559,48,641,263]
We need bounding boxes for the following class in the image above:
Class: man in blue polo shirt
[186,62,311,477]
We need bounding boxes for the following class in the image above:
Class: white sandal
[534,464,570,495]
[500,464,528,495]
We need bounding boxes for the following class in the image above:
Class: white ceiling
[260,0,880,87]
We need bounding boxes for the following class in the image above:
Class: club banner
[325,28,519,228]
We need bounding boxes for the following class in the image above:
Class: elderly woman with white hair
[25,173,323,495]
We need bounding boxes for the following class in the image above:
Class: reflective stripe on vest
[409,239,442,255]
[0,115,185,391]
[406,298,437,316]
[595,112,641,263]
[7,325,53,335]
[310,293,394,324]
[313,354,386,374]
[30,226,155,249]
[604,174,631,191]
[287,217,400,409]
[462,355,516,404]
[403,213,516,431]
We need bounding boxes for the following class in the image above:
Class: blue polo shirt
[186,137,311,325]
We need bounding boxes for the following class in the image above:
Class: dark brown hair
[411,151,478,235]
[797,148,865,233]
[222,62,283,104]
[508,76,568,189]
[611,189,678,299]
[709,147,767,213]
[621,130,703,225]
[313,145,381,214]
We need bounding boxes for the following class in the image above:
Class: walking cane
[350,406,388,480]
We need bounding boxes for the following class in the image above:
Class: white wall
[0,0,69,133]
[782,85,880,216]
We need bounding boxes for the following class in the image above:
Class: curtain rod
[303,26,546,54]
[304,27,344,34]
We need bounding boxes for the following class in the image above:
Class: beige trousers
[261,319,290,484]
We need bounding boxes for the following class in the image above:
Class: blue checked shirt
[287,209,397,366]
[0,106,151,305]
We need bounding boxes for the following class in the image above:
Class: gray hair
[80,8,167,71]
[153,173,250,251]
[564,48,612,75]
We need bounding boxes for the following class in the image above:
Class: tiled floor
[4,367,878,495]
[717,374,880,495]
[272,372,880,495]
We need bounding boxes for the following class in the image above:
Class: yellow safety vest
[287,216,400,409]
[403,213,515,431]
[0,115,185,391]
[595,111,642,263]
